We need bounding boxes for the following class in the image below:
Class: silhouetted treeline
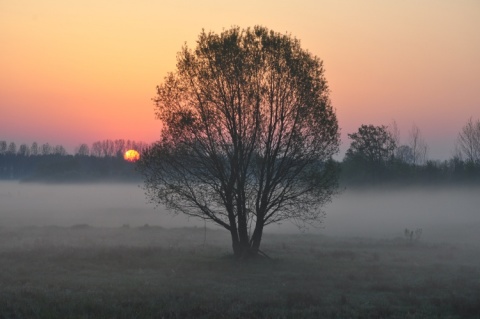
[340,157,480,187]
[2,134,479,185]
[0,139,148,182]
[340,121,480,187]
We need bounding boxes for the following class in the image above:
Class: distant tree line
[341,118,480,186]
[0,139,148,181]
[2,118,479,185]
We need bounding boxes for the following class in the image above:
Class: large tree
[139,26,340,258]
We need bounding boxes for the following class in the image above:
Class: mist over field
[1,181,479,244]
[2,181,480,317]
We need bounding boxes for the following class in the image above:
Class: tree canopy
[138,26,340,258]
[343,124,396,183]
[345,124,396,164]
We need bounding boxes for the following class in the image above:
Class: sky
[1,0,479,160]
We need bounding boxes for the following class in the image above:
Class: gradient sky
[1,0,479,159]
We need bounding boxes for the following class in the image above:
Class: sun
[124,149,140,162]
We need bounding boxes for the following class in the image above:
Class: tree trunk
[231,220,265,259]
[237,212,250,248]
[230,229,241,258]
[231,235,253,258]
[230,227,261,259]
[250,221,264,254]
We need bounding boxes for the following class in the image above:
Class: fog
[1,181,479,244]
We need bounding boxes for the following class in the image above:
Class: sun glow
[124,149,140,162]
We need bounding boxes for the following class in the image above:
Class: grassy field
[0,225,479,318]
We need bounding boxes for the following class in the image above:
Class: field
[1,225,479,318]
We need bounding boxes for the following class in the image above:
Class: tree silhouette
[396,145,414,164]
[408,124,428,166]
[139,26,340,258]
[18,144,30,156]
[30,142,39,156]
[344,124,396,183]
[456,117,480,164]
[53,145,67,156]
[75,143,90,156]
[41,143,52,155]
[7,142,17,155]
[0,141,7,154]
[346,125,396,164]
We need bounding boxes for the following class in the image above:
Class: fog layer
[1,181,479,244]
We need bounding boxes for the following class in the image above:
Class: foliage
[139,26,340,257]
[345,124,396,164]
[340,121,480,186]
[343,124,396,183]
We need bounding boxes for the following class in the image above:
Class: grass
[0,226,479,318]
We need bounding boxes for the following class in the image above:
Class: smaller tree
[53,145,67,156]
[114,139,126,157]
[0,141,7,154]
[18,144,30,157]
[456,117,480,164]
[396,145,414,164]
[41,143,52,155]
[389,120,401,146]
[408,124,428,166]
[30,142,39,156]
[100,140,115,157]
[346,124,396,165]
[91,141,102,157]
[7,142,17,155]
[344,124,396,183]
[75,143,90,156]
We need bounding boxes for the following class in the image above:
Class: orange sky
[1,0,479,159]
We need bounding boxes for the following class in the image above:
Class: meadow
[1,225,479,318]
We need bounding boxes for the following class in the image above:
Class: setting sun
[124,149,140,162]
